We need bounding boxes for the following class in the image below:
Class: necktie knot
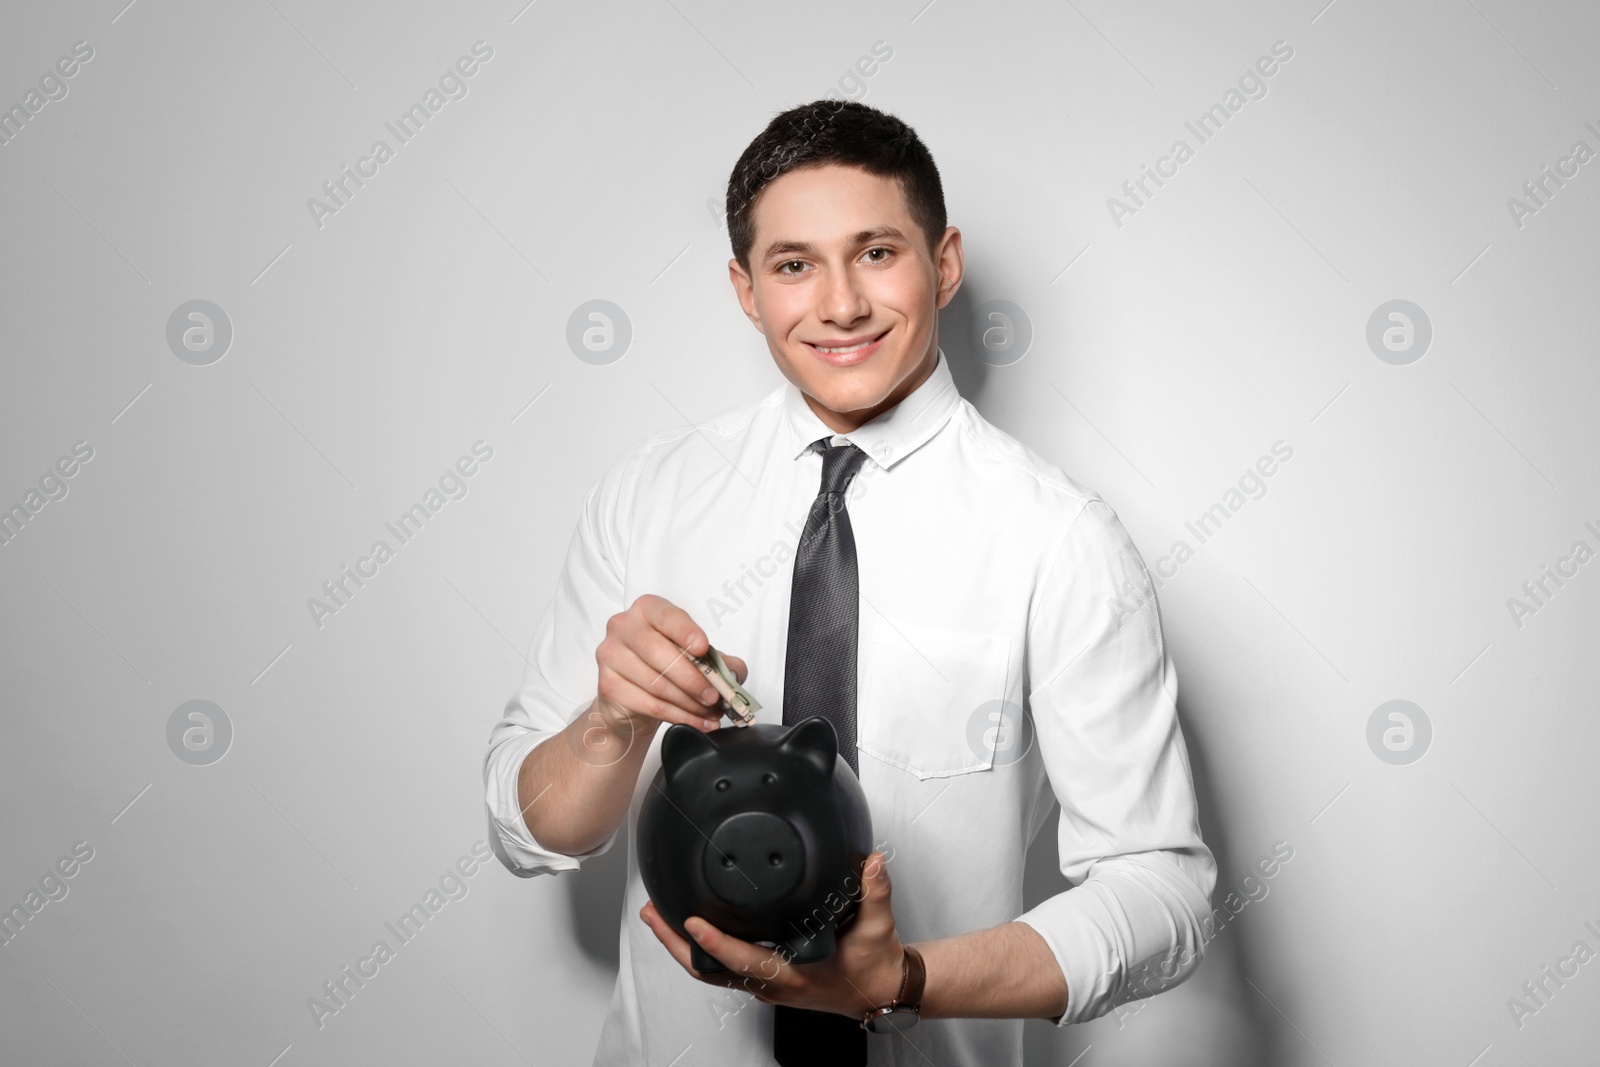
[814,438,869,497]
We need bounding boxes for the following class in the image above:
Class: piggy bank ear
[661,724,719,784]
[779,716,838,777]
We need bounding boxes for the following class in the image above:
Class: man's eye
[863,247,892,263]
[777,260,806,275]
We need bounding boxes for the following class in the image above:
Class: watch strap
[898,944,926,1011]
[861,944,925,1030]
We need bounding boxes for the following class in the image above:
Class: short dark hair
[725,99,947,274]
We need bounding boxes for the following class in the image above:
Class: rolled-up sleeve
[1012,498,1216,1026]
[482,440,645,877]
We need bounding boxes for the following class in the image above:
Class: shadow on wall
[1019,692,1275,1065]
[938,287,1000,409]
[568,819,632,971]
[942,276,1277,1060]
[481,804,630,971]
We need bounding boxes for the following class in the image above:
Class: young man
[484,100,1216,1065]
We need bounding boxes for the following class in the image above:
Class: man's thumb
[862,851,890,899]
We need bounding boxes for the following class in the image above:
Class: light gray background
[2,0,1597,1064]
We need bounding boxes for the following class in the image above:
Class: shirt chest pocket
[856,617,1013,780]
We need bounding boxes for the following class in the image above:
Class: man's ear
[933,226,964,311]
[728,259,765,332]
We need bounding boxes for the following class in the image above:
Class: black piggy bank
[637,716,873,974]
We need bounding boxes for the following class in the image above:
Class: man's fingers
[627,623,724,711]
[630,595,747,694]
[638,595,709,659]
[686,917,782,985]
[644,909,784,1000]
[641,900,706,976]
[599,663,720,731]
[603,612,717,710]
[623,598,727,712]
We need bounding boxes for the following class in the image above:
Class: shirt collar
[782,347,961,470]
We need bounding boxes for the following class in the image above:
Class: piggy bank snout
[703,811,806,908]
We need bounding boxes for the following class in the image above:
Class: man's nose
[819,267,870,324]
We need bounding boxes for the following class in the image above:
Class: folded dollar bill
[688,646,760,727]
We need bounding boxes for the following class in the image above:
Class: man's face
[729,164,962,434]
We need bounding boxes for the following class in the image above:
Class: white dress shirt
[483,348,1217,1066]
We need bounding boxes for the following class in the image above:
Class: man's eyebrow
[760,226,909,261]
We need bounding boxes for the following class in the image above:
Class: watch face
[865,1007,920,1034]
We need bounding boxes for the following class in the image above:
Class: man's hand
[594,594,747,735]
[640,850,906,1019]
[514,594,745,856]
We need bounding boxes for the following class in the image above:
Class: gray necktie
[775,436,870,1066]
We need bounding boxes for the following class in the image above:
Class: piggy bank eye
[715,778,731,791]
[762,772,777,786]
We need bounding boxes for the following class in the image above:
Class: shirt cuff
[484,731,620,878]
[1013,855,1210,1027]
[1014,879,1121,1027]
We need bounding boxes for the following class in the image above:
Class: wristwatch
[860,944,925,1033]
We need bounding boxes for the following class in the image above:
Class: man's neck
[806,346,939,434]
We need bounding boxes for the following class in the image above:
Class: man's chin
[804,385,892,422]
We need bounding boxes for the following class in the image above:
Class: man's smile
[803,328,890,367]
